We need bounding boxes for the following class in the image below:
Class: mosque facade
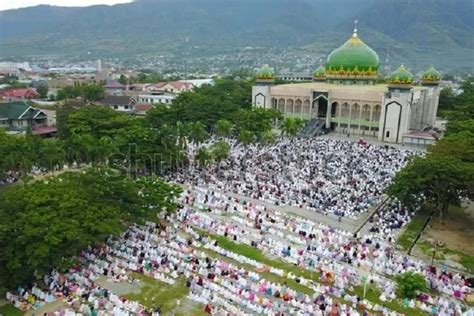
[252,28,442,145]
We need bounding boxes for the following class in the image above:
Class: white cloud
[0,0,133,11]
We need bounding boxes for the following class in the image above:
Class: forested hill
[0,0,473,71]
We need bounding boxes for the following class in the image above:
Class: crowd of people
[172,138,415,219]
[4,137,474,315]
[4,185,474,315]
[0,166,48,185]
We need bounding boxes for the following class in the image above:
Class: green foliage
[0,78,27,88]
[395,272,427,299]
[210,140,230,162]
[195,147,213,167]
[187,121,209,145]
[0,304,23,316]
[207,234,319,283]
[260,130,276,145]
[146,79,252,130]
[126,273,190,314]
[388,154,473,220]
[0,168,180,288]
[444,78,474,134]
[281,117,305,137]
[428,131,474,163]
[396,215,426,251]
[215,119,233,138]
[237,129,254,145]
[0,130,65,177]
[36,84,48,99]
[56,83,105,102]
[232,107,282,139]
[445,119,474,135]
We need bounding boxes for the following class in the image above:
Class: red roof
[134,103,152,111]
[104,80,125,89]
[32,126,57,135]
[1,88,39,99]
[146,81,194,91]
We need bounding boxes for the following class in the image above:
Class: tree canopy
[56,83,105,102]
[0,168,181,288]
[396,272,427,299]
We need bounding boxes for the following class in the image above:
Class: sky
[0,0,133,11]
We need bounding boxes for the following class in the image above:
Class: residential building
[98,96,137,113]
[0,101,56,135]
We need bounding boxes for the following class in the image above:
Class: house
[98,96,137,113]
[104,79,125,96]
[0,88,39,101]
[0,101,56,135]
[134,103,153,116]
[133,81,195,105]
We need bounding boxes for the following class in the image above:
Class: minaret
[252,64,275,108]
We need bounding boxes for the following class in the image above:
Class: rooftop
[274,82,427,92]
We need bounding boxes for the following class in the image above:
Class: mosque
[252,26,442,145]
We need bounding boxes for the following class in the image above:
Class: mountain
[0,0,473,72]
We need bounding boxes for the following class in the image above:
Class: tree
[195,147,212,167]
[81,84,105,102]
[145,79,253,129]
[215,119,233,138]
[55,84,105,102]
[188,121,209,145]
[281,117,305,137]
[428,131,474,163]
[260,130,276,145]
[396,272,427,299]
[36,84,48,99]
[210,140,230,162]
[438,87,456,112]
[0,168,180,288]
[445,119,474,135]
[387,154,474,220]
[232,108,282,138]
[237,129,254,145]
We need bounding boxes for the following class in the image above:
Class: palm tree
[260,130,276,145]
[215,119,233,138]
[281,117,305,138]
[39,139,66,171]
[195,146,212,168]
[210,140,230,162]
[188,121,209,145]
[237,129,254,145]
[175,121,189,149]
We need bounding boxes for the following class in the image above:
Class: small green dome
[421,66,441,83]
[326,30,379,79]
[256,64,274,80]
[387,64,413,85]
[313,65,326,79]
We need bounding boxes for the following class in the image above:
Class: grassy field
[0,304,23,316]
[208,233,320,283]
[397,214,426,251]
[206,232,427,315]
[399,204,474,273]
[125,273,191,315]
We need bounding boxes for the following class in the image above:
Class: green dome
[313,65,326,79]
[256,64,274,80]
[421,66,441,83]
[387,64,413,85]
[326,30,379,79]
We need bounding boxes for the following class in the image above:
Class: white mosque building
[252,27,442,145]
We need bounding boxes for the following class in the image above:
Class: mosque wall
[252,85,272,109]
[380,91,412,143]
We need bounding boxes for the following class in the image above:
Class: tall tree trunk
[440,201,449,223]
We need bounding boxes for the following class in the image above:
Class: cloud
[0,0,133,11]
